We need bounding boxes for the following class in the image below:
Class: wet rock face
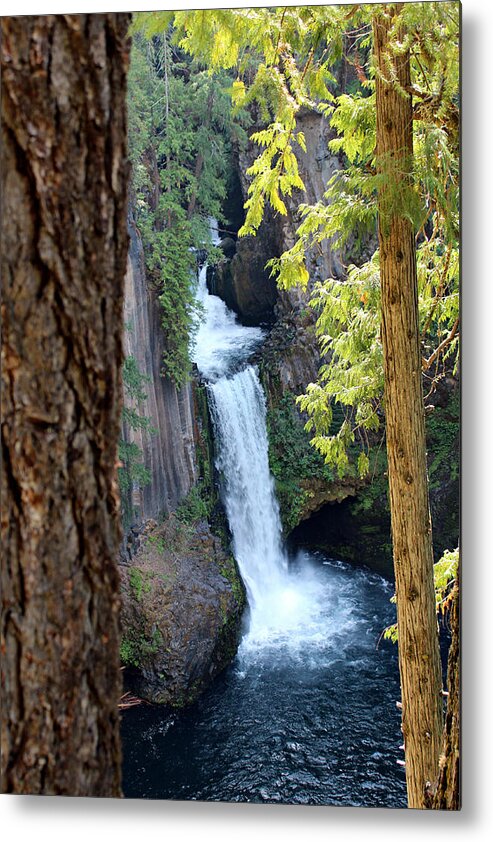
[120,516,246,707]
[211,234,279,325]
[274,106,345,315]
[236,107,344,317]
[211,109,344,328]
[290,495,394,580]
[260,316,320,398]
[122,211,198,523]
[289,383,460,579]
[218,236,236,260]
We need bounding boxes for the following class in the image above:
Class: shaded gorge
[121,553,405,806]
[121,227,406,806]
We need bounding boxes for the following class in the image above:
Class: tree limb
[422,318,459,371]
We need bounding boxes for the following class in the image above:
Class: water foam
[193,222,357,660]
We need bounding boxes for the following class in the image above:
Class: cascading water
[209,369,286,596]
[210,368,298,640]
[193,226,354,658]
[193,230,318,650]
[193,272,263,382]
[121,223,406,807]
[209,367,333,655]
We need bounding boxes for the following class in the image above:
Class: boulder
[218,236,236,260]
[120,515,246,706]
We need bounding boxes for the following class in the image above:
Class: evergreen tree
[372,5,443,806]
[127,32,245,387]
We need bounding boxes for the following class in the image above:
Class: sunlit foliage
[133,3,459,473]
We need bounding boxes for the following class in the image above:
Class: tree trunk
[430,574,460,809]
[187,89,214,219]
[186,151,204,219]
[1,13,130,795]
[373,5,443,808]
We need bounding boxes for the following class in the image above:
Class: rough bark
[373,6,443,808]
[430,575,460,809]
[1,13,131,795]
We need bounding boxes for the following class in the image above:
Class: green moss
[120,637,137,666]
[175,481,211,524]
[193,382,214,491]
[275,480,311,534]
[265,391,336,532]
[129,568,144,601]
[146,534,166,554]
[219,555,246,609]
[426,389,460,488]
[120,627,163,668]
[129,567,156,601]
[173,380,218,529]
[349,449,388,517]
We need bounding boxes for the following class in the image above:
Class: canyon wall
[120,209,246,705]
[213,109,359,531]
[122,211,198,525]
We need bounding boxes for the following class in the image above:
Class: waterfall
[193,264,263,383]
[209,367,287,604]
[208,366,320,647]
[192,222,319,648]
[122,234,405,811]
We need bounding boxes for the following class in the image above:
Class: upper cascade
[192,219,264,382]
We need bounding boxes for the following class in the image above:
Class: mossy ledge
[258,327,458,578]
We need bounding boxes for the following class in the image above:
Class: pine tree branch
[420,245,453,340]
[422,317,459,371]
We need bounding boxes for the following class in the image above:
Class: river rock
[120,514,246,707]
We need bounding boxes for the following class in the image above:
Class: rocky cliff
[120,514,245,707]
[212,107,344,328]
[122,212,198,524]
[212,107,459,575]
[230,109,356,531]
[120,209,246,705]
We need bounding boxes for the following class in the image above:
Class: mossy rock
[120,515,245,706]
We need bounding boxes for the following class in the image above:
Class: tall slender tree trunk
[373,5,443,808]
[1,13,130,795]
[187,89,214,219]
[430,573,460,809]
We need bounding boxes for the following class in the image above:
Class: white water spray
[209,367,330,649]
[192,216,263,382]
[122,225,404,809]
[193,265,263,383]
[192,222,349,652]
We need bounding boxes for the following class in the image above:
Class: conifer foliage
[127,32,241,388]
[134,4,459,472]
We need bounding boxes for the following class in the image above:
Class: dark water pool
[120,554,407,807]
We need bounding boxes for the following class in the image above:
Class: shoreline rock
[120,514,245,707]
